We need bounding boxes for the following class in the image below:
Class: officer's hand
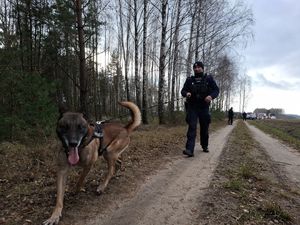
[186,92,191,98]
[205,95,212,103]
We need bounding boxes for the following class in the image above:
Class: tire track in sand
[85,124,236,225]
[246,122,300,187]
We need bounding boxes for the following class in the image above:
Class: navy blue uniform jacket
[181,74,219,111]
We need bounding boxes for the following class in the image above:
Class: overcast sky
[235,0,300,115]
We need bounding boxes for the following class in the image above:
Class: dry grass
[0,119,224,225]
[250,119,300,150]
[197,120,299,224]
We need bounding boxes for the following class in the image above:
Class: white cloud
[238,0,300,115]
[246,86,300,115]
[251,72,300,91]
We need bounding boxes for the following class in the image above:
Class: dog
[43,101,141,225]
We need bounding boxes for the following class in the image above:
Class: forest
[0,0,253,142]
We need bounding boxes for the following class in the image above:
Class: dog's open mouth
[68,147,79,166]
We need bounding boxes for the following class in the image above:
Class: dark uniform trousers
[185,108,210,153]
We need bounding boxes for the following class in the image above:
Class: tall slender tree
[170,0,182,115]
[133,0,141,109]
[142,0,149,124]
[74,0,88,115]
[158,0,168,124]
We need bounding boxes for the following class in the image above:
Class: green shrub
[0,71,57,142]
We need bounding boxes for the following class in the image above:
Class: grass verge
[249,120,300,150]
[0,119,225,225]
[198,120,300,224]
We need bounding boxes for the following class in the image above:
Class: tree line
[0,0,253,141]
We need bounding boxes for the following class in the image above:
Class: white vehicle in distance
[246,113,257,120]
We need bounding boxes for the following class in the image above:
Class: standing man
[228,107,234,125]
[242,112,247,121]
[181,61,219,157]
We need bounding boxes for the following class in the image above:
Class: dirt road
[246,122,300,188]
[2,121,299,224]
[82,124,236,225]
[75,121,300,225]
[65,121,300,225]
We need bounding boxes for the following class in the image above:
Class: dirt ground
[198,121,300,225]
[1,120,300,225]
[0,124,190,225]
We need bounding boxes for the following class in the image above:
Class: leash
[88,97,184,156]
[105,97,184,122]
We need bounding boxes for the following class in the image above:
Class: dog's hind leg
[116,155,124,171]
[115,143,129,172]
[76,164,92,192]
[96,137,130,195]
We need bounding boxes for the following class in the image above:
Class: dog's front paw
[96,189,103,195]
[43,211,61,225]
[76,186,86,193]
[43,217,60,225]
[96,186,104,195]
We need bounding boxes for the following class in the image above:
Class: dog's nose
[69,142,79,147]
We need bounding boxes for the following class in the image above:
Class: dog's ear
[82,112,93,123]
[58,103,68,118]
[77,106,90,122]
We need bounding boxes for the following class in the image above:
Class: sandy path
[246,122,300,187]
[83,124,236,225]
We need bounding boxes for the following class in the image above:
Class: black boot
[203,147,209,153]
[183,149,194,157]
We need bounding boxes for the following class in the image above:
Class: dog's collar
[80,126,96,149]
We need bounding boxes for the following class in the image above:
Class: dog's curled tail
[119,101,141,133]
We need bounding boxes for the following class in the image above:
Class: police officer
[242,112,247,121]
[181,61,219,157]
[228,107,234,125]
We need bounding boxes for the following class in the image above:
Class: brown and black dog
[43,101,141,225]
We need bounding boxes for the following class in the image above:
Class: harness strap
[80,121,107,156]
[98,139,114,156]
[80,128,95,149]
[94,121,107,156]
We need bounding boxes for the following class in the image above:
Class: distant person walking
[228,107,234,125]
[242,112,247,121]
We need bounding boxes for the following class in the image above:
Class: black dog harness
[93,121,106,155]
[78,121,108,156]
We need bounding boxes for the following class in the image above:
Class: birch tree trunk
[170,0,182,114]
[158,0,168,124]
[118,0,131,101]
[134,0,141,109]
[126,0,132,101]
[142,0,149,124]
[186,0,197,76]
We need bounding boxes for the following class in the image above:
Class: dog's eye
[60,124,69,131]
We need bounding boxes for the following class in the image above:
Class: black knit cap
[193,61,204,69]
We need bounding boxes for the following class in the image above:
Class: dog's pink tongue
[68,147,79,166]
